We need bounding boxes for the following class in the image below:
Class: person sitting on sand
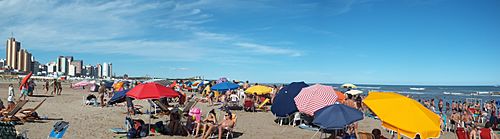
[85,93,98,105]
[372,129,387,139]
[201,109,217,138]
[217,112,235,139]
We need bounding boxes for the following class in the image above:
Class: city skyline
[0,0,499,85]
[2,36,113,78]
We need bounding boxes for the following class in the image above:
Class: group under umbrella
[363,92,441,139]
[294,84,339,116]
[271,82,309,117]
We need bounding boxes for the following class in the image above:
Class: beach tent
[363,92,441,139]
[294,84,338,116]
[312,104,363,130]
[211,82,239,92]
[345,90,363,95]
[271,82,309,117]
[108,89,130,105]
[245,85,273,95]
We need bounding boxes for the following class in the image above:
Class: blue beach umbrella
[312,104,364,130]
[108,89,130,105]
[211,82,239,91]
[271,82,309,117]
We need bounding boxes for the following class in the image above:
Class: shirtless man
[450,111,459,130]
[217,112,235,139]
[344,94,357,109]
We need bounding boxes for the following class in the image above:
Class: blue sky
[0,0,499,85]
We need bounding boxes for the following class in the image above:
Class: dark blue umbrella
[271,82,309,117]
[312,104,364,130]
[211,82,239,91]
[104,81,114,89]
[108,89,130,105]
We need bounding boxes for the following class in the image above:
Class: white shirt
[8,86,15,102]
[230,94,239,102]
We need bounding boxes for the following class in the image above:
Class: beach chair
[209,114,237,139]
[456,127,469,139]
[1,100,28,122]
[357,131,375,139]
[152,100,171,116]
[182,101,197,115]
[19,98,46,121]
[48,121,69,139]
[243,100,255,112]
[256,98,270,111]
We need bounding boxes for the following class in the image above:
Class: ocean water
[325,84,500,103]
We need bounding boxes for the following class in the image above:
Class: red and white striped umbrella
[294,84,338,116]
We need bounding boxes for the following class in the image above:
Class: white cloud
[234,42,301,57]
[0,0,302,65]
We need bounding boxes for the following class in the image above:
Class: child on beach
[19,83,29,100]
[8,84,15,103]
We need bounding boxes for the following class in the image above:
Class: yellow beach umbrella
[341,83,357,89]
[363,92,441,139]
[245,85,273,95]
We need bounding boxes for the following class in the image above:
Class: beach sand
[0,82,456,139]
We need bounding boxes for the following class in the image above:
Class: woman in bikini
[201,109,217,139]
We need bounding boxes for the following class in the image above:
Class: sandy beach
[0,82,457,139]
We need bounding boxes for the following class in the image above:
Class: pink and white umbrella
[73,80,91,88]
[294,84,338,116]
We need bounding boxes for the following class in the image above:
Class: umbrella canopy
[126,82,179,99]
[341,83,357,89]
[211,82,239,91]
[19,72,33,90]
[245,85,273,95]
[271,82,309,117]
[345,90,363,95]
[108,89,130,105]
[73,80,91,87]
[363,92,441,139]
[335,91,346,102]
[294,84,338,116]
[312,104,364,130]
[216,77,228,84]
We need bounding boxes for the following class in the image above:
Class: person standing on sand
[57,81,63,95]
[99,83,107,107]
[7,84,15,103]
[51,80,57,95]
[19,83,29,100]
[44,80,50,94]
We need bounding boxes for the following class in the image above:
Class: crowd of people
[415,97,500,139]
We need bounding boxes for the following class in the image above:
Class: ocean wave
[443,92,468,96]
[357,86,381,89]
[409,87,425,91]
[399,91,426,95]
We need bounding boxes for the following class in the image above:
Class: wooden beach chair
[152,100,172,116]
[182,101,197,115]
[1,100,28,122]
[19,98,46,121]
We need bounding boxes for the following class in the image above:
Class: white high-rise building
[47,62,57,73]
[103,62,109,78]
[68,64,76,76]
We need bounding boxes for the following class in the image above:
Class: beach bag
[53,121,69,133]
